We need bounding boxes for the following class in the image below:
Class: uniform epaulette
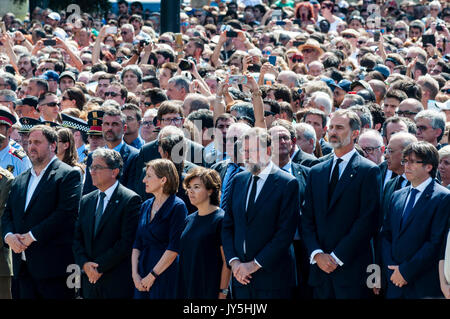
[9,147,26,160]
[0,166,14,180]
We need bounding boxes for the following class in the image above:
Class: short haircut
[402,141,439,178]
[110,81,128,99]
[385,89,408,102]
[168,76,190,93]
[438,145,450,160]
[143,87,168,105]
[294,122,317,148]
[30,77,49,96]
[263,99,281,115]
[390,79,422,101]
[271,119,295,141]
[121,65,143,83]
[279,102,294,122]
[121,103,142,121]
[92,148,123,180]
[29,124,57,144]
[332,109,361,132]
[103,105,127,125]
[215,113,236,127]
[145,159,179,195]
[157,101,184,120]
[415,110,446,142]
[183,167,221,206]
[187,109,214,130]
[2,72,18,91]
[359,129,383,147]
[241,127,272,148]
[303,108,327,128]
[349,105,373,129]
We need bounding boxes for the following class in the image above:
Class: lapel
[247,166,279,224]
[87,191,100,246]
[120,143,128,161]
[393,188,409,235]
[18,170,32,216]
[399,180,434,235]
[94,184,121,238]
[239,173,252,223]
[25,160,58,214]
[328,152,359,211]
[316,158,333,216]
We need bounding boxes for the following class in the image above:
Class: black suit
[73,183,141,299]
[2,159,82,299]
[134,139,205,197]
[291,149,319,168]
[83,143,139,195]
[222,164,300,298]
[211,159,231,181]
[320,139,333,156]
[318,152,333,163]
[300,152,382,299]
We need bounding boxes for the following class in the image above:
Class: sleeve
[72,198,89,268]
[0,175,13,248]
[166,201,188,253]
[221,177,238,266]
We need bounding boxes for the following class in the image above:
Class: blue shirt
[77,144,88,163]
[0,143,31,177]
[129,135,145,150]
[220,162,243,204]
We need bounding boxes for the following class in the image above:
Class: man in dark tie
[222,127,300,299]
[381,141,450,299]
[300,109,382,299]
[2,125,82,299]
[73,148,141,299]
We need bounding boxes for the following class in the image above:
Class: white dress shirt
[96,181,119,215]
[310,148,358,267]
[403,177,432,213]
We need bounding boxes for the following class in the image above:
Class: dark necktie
[220,163,241,212]
[328,158,343,202]
[401,188,419,227]
[246,175,260,219]
[94,192,107,235]
[395,176,405,191]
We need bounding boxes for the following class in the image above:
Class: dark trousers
[16,263,74,299]
[293,239,313,299]
[233,284,292,299]
[312,277,370,299]
[0,276,11,299]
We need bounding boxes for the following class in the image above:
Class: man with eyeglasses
[396,98,424,121]
[120,24,135,44]
[380,141,450,299]
[83,106,139,195]
[37,93,59,123]
[415,110,446,150]
[140,108,158,144]
[104,82,128,107]
[393,21,409,42]
[358,129,385,165]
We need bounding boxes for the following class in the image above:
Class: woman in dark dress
[177,167,232,299]
[131,159,187,299]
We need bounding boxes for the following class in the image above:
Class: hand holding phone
[43,39,56,46]
[268,55,277,66]
[227,30,238,38]
[228,75,248,85]
[105,26,117,34]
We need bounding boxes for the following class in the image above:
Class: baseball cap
[40,70,60,82]
[320,77,336,92]
[17,96,38,109]
[59,71,76,83]
[373,64,390,79]
[47,12,61,22]
[331,79,352,92]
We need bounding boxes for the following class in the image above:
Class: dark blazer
[0,168,13,277]
[320,139,333,156]
[133,139,205,196]
[318,152,334,163]
[211,159,231,182]
[291,162,310,197]
[291,149,319,168]
[2,159,82,279]
[380,180,450,299]
[222,165,300,294]
[83,143,139,195]
[73,183,141,299]
[300,152,382,298]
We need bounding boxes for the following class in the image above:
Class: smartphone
[374,30,380,42]
[178,59,192,71]
[105,26,117,34]
[227,30,238,38]
[43,39,56,46]
[220,25,231,32]
[422,34,436,47]
[275,21,286,26]
[268,55,276,66]
[140,39,149,46]
[272,9,282,21]
[228,75,247,85]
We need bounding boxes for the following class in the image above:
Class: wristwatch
[219,288,229,296]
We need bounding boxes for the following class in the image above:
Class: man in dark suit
[134,101,204,193]
[303,109,332,156]
[381,141,450,299]
[83,106,138,195]
[301,109,382,299]
[222,127,300,299]
[268,121,311,298]
[0,166,13,299]
[2,125,82,299]
[73,149,141,299]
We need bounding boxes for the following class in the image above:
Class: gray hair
[0,89,17,104]
[168,76,191,93]
[103,105,127,125]
[294,122,317,150]
[414,109,446,142]
[0,73,18,91]
[92,148,124,180]
[121,65,143,83]
[359,129,383,147]
[349,105,373,129]
[438,145,450,160]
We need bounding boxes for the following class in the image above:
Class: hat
[341,29,360,38]
[61,113,89,132]
[0,108,16,127]
[350,79,371,91]
[87,110,105,136]
[17,96,38,109]
[320,77,336,92]
[47,12,61,22]
[42,121,60,128]
[298,39,324,55]
[357,89,376,103]
[18,117,41,133]
[40,70,59,82]
[331,79,352,92]
[59,71,76,83]
[373,64,390,79]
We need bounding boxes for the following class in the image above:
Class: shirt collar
[102,180,119,200]
[255,161,274,183]
[31,156,57,177]
[282,160,292,174]
[290,146,299,160]
[411,176,432,193]
[107,140,125,152]
[333,148,357,163]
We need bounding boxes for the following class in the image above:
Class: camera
[436,23,443,32]
[178,59,192,71]
[140,39,150,46]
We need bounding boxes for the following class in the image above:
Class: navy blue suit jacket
[83,143,138,195]
[222,165,300,291]
[300,152,382,295]
[380,179,450,299]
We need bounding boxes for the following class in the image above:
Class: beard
[244,162,262,175]
[328,131,352,149]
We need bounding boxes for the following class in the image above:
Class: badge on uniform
[6,165,14,173]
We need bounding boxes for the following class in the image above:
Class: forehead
[29,130,45,140]
[305,114,322,123]
[387,121,408,132]
[330,115,350,126]
[270,126,289,135]
[161,112,180,118]
[103,114,122,122]
[358,135,378,145]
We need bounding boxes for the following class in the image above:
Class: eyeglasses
[416,125,431,132]
[401,159,424,166]
[342,34,356,39]
[336,46,345,50]
[361,146,381,154]
[404,57,413,62]
[161,117,183,125]
[321,4,332,9]
[302,48,315,53]
[430,8,439,11]
[395,110,417,116]
[143,102,153,107]
[105,92,120,97]
[384,148,399,155]
[357,41,365,45]
[441,88,450,94]
[42,102,59,107]
[158,39,169,44]
[82,60,91,64]
[394,28,406,32]
[142,121,154,127]
[120,31,129,35]
[89,165,111,172]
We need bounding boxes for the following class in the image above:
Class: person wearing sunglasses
[318,0,340,32]
[120,24,135,44]
[37,92,60,123]
[104,82,128,106]
[393,21,409,42]
[415,109,446,150]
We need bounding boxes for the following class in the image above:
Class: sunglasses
[394,28,406,32]
[321,4,333,9]
[441,88,450,94]
[105,92,120,97]
[42,102,59,107]
[343,34,356,39]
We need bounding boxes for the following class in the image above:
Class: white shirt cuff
[4,232,13,243]
[28,231,37,242]
[228,257,239,265]
[254,258,262,268]
[310,249,324,264]
[331,252,344,266]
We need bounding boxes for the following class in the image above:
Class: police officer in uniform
[85,110,106,162]
[0,107,31,177]
[0,166,13,299]
[61,113,90,164]
[17,117,42,156]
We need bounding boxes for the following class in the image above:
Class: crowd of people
[0,0,450,300]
